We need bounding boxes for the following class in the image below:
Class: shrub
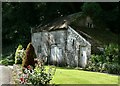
[13,59,56,85]
[27,60,56,85]
[0,53,15,66]
[85,43,119,75]
[105,63,120,75]
[0,58,9,66]
[15,44,25,64]
[104,44,119,63]
[22,43,37,69]
[85,54,103,72]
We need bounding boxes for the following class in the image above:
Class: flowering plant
[14,59,56,85]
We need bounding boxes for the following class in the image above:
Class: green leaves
[27,62,56,85]
[15,44,25,64]
[85,43,119,74]
[104,44,118,63]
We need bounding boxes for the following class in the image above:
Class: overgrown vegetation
[85,44,119,75]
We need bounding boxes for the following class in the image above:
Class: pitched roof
[31,16,70,33]
[31,12,83,33]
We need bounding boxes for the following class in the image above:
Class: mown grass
[48,66,118,84]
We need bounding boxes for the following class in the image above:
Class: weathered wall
[66,26,91,67]
[32,32,42,56]
[48,30,67,66]
[32,30,67,66]
[32,26,91,68]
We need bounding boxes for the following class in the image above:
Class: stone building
[31,18,91,68]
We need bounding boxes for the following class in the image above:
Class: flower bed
[11,43,56,85]
[12,59,56,85]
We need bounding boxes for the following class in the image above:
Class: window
[72,39,75,46]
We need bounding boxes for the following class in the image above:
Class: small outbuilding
[31,18,91,68]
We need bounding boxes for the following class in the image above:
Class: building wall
[32,30,67,66]
[66,26,91,67]
[32,26,91,68]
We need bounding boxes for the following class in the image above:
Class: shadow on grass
[45,65,84,71]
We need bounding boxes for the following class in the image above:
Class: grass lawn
[49,67,118,84]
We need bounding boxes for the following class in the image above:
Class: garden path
[0,65,13,86]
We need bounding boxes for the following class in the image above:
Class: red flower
[27,65,31,70]
[20,77,25,82]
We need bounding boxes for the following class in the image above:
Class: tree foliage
[2,2,82,49]
[81,2,119,33]
[81,2,102,18]
[2,2,119,55]
[102,5,119,33]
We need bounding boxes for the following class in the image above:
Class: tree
[2,2,45,55]
[81,2,102,18]
[2,2,83,55]
[22,43,37,68]
[95,2,119,33]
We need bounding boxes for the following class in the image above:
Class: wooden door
[50,45,63,65]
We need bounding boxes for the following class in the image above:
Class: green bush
[15,44,25,64]
[27,61,56,85]
[0,59,9,66]
[7,53,15,65]
[85,54,103,72]
[105,63,120,75]
[104,44,119,63]
[85,44,119,75]
[0,53,15,66]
